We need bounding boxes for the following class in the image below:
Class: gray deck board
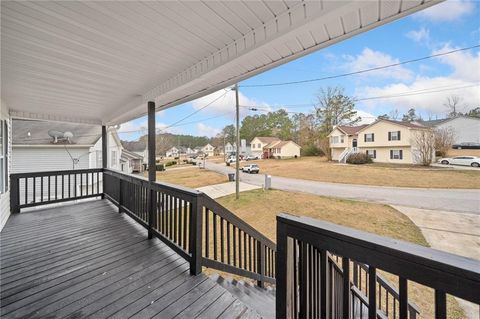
[0,199,260,319]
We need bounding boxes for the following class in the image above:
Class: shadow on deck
[0,200,261,319]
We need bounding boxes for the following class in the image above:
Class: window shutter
[390,150,393,159]
[400,150,403,159]
[372,133,374,142]
[388,132,391,141]
[364,134,366,142]
[374,150,376,158]
[398,131,401,140]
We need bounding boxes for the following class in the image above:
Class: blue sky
[119,0,480,141]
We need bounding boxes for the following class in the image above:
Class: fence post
[189,192,203,275]
[10,175,20,214]
[256,241,265,288]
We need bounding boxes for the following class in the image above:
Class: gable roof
[121,149,143,160]
[335,125,369,135]
[12,119,101,146]
[264,140,301,149]
[417,115,480,127]
[357,119,427,134]
[252,137,281,144]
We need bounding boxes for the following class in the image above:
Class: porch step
[210,274,275,319]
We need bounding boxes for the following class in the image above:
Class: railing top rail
[278,213,480,304]
[202,195,276,251]
[103,168,201,197]
[10,168,103,178]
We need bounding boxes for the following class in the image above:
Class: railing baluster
[174,196,178,243]
[233,227,237,267]
[343,257,350,319]
[435,290,447,319]
[257,241,265,287]
[32,177,36,203]
[183,200,188,250]
[178,198,183,246]
[41,176,44,202]
[300,242,308,318]
[25,177,28,205]
[205,208,210,258]
[227,221,231,265]
[368,266,376,319]
[399,277,408,319]
[320,249,327,319]
[62,174,65,199]
[243,231,247,269]
[220,217,224,263]
[213,213,218,261]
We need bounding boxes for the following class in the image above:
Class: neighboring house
[121,139,148,164]
[415,116,480,144]
[330,119,431,164]
[90,128,122,170]
[201,143,215,157]
[263,140,301,159]
[224,142,236,155]
[166,146,193,157]
[0,101,11,231]
[120,149,144,174]
[328,125,368,162]
[250,137,280,157]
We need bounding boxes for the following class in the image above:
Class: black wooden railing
[276,213,480,319]
[10,168,103,213]
[102,169,277,286]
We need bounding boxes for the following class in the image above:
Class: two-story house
[201,143,215,157]
[328,125,368,161]
[250,137,280,157]
[330,119,430,164]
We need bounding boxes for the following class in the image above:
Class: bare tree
[444,95,463,118]
[318,137,331,161]
[434,127,455,157]
[389,109,400,120]
[412,130,435,166]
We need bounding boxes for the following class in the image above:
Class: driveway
[204,161,480,214]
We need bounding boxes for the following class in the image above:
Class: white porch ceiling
[1,0,440,125]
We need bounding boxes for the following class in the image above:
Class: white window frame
[365,133,374,142]
[366,149,376,159]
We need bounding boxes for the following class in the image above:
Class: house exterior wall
[358,146,414,164]
[12,147,91,172]
[357,121,414,148]
[1,100,12,231]
[279,142,301,158]
[436,117,480,144]
[329,128,348,149]
[331,148,344,161]
[250,138,272,156]
[202,144,215,157]
[90,130,122,170]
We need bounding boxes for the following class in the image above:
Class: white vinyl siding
[0,120,8,194]
[366,149,376,159]
[1,101,11,232]
[12,147,90,173]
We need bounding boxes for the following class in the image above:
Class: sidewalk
[197,182,261,199]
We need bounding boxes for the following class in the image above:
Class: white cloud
[196,123,220,137]
[414,0,475,22]
[432,45,480,82]
[355,110,377,125]
[342,48,414,81]
[190,88,271,116]
[406,27,431,44]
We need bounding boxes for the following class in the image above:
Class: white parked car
[241,164,260,173]
[438,156,480,167]
[245,155,259,161]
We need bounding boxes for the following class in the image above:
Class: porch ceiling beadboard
[1,0,440,125]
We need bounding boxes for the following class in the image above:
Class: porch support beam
[147,101,156,239]
[101,125,107,169]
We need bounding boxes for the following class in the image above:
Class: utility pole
[234,83,240,200]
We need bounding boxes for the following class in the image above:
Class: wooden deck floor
[0,199,260,319]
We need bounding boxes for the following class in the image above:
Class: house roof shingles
[336,125,368,135]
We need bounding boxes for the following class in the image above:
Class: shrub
[165,160,177,167]
[301,145,322,156]
[346,153,373,164]
[156,164,165,171]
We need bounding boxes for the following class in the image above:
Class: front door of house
[352,139,357,148]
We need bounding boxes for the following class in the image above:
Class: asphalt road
[203,161,480,214]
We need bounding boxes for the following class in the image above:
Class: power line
[240,83,480,111]
[240,45,480,88]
